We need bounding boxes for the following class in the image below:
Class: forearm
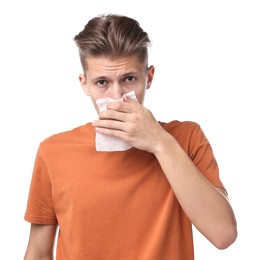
[24,250,54,260]
[154,131,237,249]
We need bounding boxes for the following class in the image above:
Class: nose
[110,83,124,100]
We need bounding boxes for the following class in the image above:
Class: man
[24,14,237,259]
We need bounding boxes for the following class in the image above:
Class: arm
[152,130,237,249]
[93,100,237,249]
[24,224,57,260]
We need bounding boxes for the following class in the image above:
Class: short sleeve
[189,123,226,191]
[24,145,58,225]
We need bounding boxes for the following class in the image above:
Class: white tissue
[95,91,138,152]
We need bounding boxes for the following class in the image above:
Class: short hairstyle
[74,14,151,71]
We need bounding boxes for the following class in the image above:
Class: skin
[24,54,237,259]
[84,55,237,248]
[24,224,57,260]
[79,55,154,112]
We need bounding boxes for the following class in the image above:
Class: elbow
[212,224,238,250]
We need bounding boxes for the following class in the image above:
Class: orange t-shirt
[24,120,225,260]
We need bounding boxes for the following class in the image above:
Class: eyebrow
[92,71,139,82]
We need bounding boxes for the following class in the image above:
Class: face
[79,55,155,113]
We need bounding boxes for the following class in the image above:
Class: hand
[92,99,169,153]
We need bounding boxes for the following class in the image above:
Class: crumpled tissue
[95,91,138,152]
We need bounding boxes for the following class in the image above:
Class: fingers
[93,103,139,132]
[93,100,143,136]
[93,119,126,133]
[98,109,126,122]
[106,99,138,113]
[123,95,138,103]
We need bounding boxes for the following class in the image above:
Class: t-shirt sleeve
[24,145,58,225]
[188,123,226,191]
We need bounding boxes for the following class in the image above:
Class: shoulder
[39,123,94,149]
[160,120,207,152]
[160,120,202,136]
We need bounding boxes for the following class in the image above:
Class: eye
[124,76,136,83]
[96,79,108,87]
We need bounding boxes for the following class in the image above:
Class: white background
[0,0,258,259]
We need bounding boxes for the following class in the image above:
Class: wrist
[153,129,177,156]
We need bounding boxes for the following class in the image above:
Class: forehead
[85,55,146,75]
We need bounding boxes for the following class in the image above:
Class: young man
[24,14,237,260]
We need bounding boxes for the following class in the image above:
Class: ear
[147,65,155,89]
[79,74,89,96]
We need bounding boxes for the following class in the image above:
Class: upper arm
[24,224,57,260]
